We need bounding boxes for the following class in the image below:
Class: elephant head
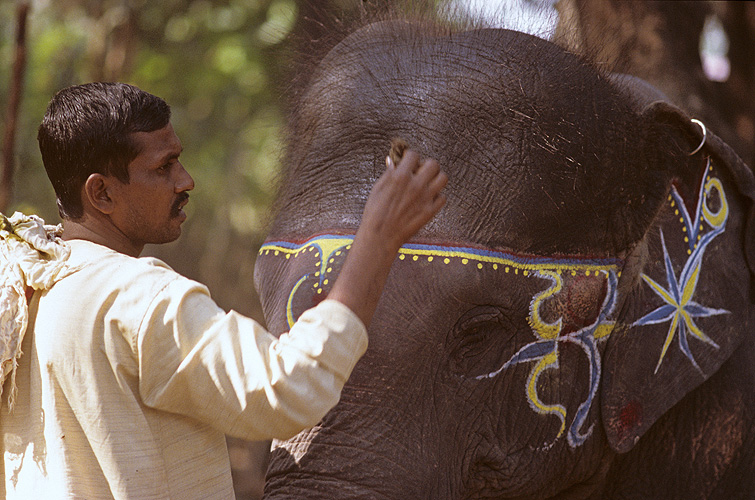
[254,20,755,499]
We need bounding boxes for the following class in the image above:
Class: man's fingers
[414,156,438,177]
[392,150,443,183]
[427,169,448,197]
[405,191,446,236]
[430,192,447,214]
[384,148,447,217]
[395,149,420,173]
[412,158,447,206]
[417,158,445,186]
[364,147,447,249]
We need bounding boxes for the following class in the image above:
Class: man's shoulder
[66,239,198,293]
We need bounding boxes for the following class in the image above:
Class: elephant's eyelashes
[447,306,520,378]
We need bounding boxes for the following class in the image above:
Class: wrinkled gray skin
[254,20,755,499]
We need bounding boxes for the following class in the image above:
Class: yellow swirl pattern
[702,177,728,229]
[528,270,563,340]
[526,350,567,438]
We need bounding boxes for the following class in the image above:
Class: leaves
[0,0,312,315]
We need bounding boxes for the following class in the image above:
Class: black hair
[37,82,171,220]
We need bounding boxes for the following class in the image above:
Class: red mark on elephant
[617,400,643,437]
[560,275,608,335]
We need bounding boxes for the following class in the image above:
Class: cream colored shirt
[0,239,367,499]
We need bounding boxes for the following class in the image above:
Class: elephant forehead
[275,23,659,255]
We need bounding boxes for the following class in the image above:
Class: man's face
[109,123,194,248]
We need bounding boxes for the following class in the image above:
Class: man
[0,82,447,499]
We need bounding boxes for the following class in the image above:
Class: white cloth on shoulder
[0,212,70,408]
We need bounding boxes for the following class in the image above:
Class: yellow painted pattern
[702,177,728,229]
[260,237,620,275]
[526,350,567,438]
[528,271,564,340]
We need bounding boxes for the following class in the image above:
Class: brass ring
[688,119,707,156]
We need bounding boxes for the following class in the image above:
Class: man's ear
[83,173,115,215]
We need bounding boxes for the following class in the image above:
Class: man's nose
[176,162,195,192]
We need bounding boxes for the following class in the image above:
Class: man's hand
[362,149,446,254]
[328,149,447,328]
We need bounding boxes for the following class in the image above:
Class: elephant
[253,18,755,499]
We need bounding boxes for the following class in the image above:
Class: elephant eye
[446,305,521,378]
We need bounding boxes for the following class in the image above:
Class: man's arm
[327,150,447,327]
[139,150,445,440]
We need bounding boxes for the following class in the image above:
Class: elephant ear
[600,100,755,453]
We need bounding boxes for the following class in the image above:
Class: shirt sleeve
[136,277,367,441]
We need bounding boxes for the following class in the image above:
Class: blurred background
[2,1,753,498]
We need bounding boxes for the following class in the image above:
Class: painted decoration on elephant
[259,236,621,329]
[477,268,618,449]
[633,157,729,374]
[259,236,622,449]
[259,159,726,450]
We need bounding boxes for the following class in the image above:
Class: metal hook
[688,119,707,156]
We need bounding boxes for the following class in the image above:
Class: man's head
[38,82,171,220]
[39,82,194,257]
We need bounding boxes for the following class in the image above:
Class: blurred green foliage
[0,0,317,321]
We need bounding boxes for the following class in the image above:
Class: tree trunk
[555,0,755,169]
[1,2,30,214]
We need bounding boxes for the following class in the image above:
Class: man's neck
[62,217,143,257]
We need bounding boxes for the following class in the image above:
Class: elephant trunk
[261,393,474,499]
[263,433,450,499]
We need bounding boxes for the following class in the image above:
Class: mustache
[171,192,190,217]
